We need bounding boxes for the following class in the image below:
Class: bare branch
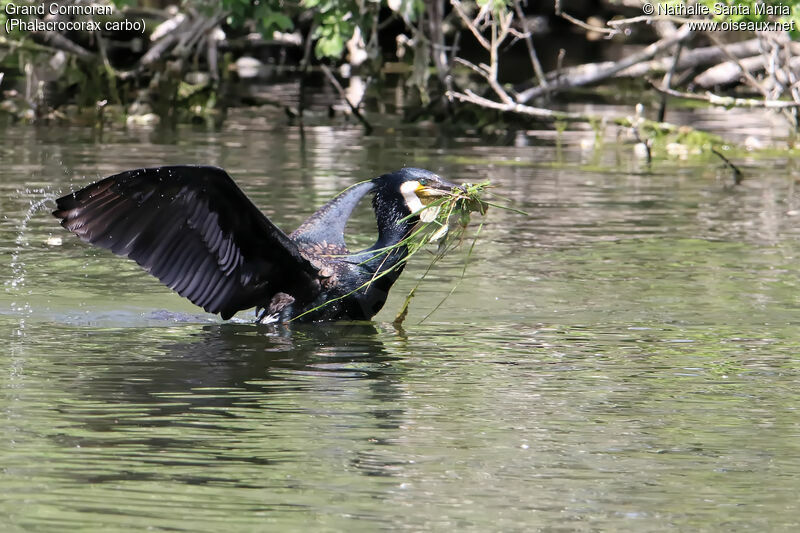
[558,12,616,36]
[711,148,743,184]
[449,89,588,121]
[450,0,489,49]
[512,0,547,89]
[608,14,709,28]
[455,57,513,105]
[320,64,373,133]
[653,84,800,108]
[455,56,488,77]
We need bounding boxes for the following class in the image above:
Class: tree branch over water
[652,84,800,109]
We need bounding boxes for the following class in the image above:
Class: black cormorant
[53,166,459,323]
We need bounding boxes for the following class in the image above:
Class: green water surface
[2,116,800,531]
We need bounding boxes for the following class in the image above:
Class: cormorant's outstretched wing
[290,180,375,254]
[53,165,320,319]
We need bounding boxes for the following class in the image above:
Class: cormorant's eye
[419,179,428,186]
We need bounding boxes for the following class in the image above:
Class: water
[3,112,800,531]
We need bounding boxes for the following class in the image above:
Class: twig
[455,56,488,77]
[450,0,490,49]
[516,24,693,103]
[512,0,548,90]
[450,1,514,105]
[559,11,616,35]
[609,14,711,28]
[448,31,461,74]
[487,8,514,104]
[450,88,605,122]
[555,0,616,36]
[711,148,743,185]
[455,56,512,103]
[320,64,373,133]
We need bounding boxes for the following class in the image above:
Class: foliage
[194,0,383,59]
[304,0,359,58]
[0,0,23,39]
[3,0,799,140]
[175,0,299,36]
[222,0,296,33]
[203,0,380,59]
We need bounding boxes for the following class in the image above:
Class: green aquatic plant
[392,181,529,326]
[291,181,523,325]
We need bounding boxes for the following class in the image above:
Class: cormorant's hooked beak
[399,174,466,223]
[415,179,463,206]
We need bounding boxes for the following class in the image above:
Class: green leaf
[315,34,344,58]
[254,3,294,33]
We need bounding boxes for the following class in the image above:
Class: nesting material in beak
[400,180,443,222]
[415,182,454,222]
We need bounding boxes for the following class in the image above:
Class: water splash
[5,191,52,317]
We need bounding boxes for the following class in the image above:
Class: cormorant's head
[372,168,460,222]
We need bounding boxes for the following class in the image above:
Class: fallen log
[515,25,693,103]
[693,55,766,87]
[693,52,800,88]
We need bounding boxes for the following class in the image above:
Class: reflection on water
[3,113,800,530]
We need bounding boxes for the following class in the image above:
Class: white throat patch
[399,180,440,223]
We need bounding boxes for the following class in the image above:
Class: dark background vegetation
[2,0,800,147]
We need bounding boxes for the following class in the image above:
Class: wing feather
[54,165,319,319]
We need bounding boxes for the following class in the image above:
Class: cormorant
[53,166,460,323]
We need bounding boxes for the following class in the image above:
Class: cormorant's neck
[361,189,416,272]
[290,181,375,247]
